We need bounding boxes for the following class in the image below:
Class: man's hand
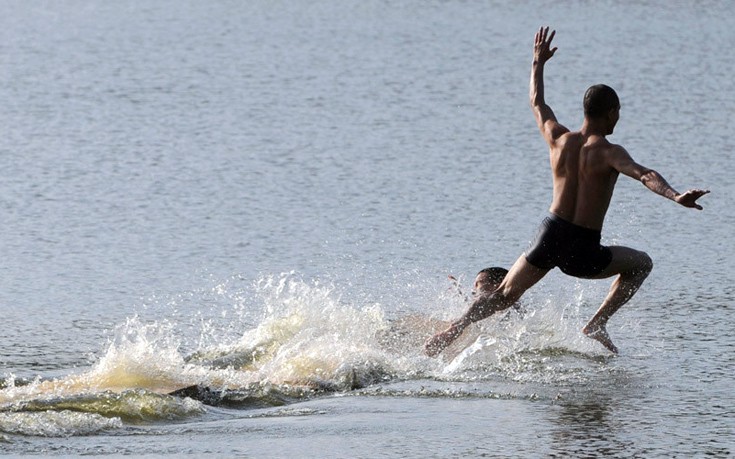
[533,26,557,65]
[675,189,710,210]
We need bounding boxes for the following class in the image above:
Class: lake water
[0,1,733,457]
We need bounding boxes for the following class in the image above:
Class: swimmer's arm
[610,146,710,210]
[530,27,569,145]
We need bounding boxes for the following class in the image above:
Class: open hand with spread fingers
[676,189,710,210]
[534,26,557,64]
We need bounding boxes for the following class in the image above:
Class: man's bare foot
[582,324,619,354]
[424,324,462,357]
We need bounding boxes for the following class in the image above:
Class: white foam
[0,411,122,437]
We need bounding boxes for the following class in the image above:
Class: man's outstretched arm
[610,146,710,209]
[530,26,568,145]
[640,170,710,209]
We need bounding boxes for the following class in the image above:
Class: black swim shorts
[525,213,613,278]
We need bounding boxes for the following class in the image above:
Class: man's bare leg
[424,257,548,357]
[582,246,653,353]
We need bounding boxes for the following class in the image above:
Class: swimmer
[448,267,509,302]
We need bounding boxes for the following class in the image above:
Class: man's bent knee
[622,250,653,281]
[636,251,653,275]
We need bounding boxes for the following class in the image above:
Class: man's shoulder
[584,136,625,153]
[555,130,583,146]
[598,142,637,172]
[603,142,629,156]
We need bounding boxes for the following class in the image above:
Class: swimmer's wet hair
[583,84,620,118]
[476,267,508,284]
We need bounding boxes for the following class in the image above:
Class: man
[425,27,709,357]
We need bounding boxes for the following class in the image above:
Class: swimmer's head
[473,267,508,296]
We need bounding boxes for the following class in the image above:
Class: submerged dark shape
[168,360,394,408]
[167,383,320,409]
[168,385,225,406]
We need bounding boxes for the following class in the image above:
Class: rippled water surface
[0,1,733,456]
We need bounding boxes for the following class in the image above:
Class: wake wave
[0,272,616,436]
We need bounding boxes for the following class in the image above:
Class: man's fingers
[548,29,556,44]
[535,27,556,50]
[691,189,710,200]
[694,190,709,210]
[681,189,709,209]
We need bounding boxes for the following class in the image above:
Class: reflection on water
[551,399,631,457]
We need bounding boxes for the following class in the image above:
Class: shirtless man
[425,27,709,357]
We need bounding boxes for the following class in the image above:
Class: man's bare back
[424,27,709,357]
[548,133,621,230]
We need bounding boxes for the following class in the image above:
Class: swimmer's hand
[448,275,468,301]
[675,189,710,210]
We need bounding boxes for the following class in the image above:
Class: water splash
[437,281,622,385]
[187,273,403,390]
[0,272,623,436]
[0,411,122,437]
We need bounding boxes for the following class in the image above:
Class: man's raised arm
[530,27,568,145]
